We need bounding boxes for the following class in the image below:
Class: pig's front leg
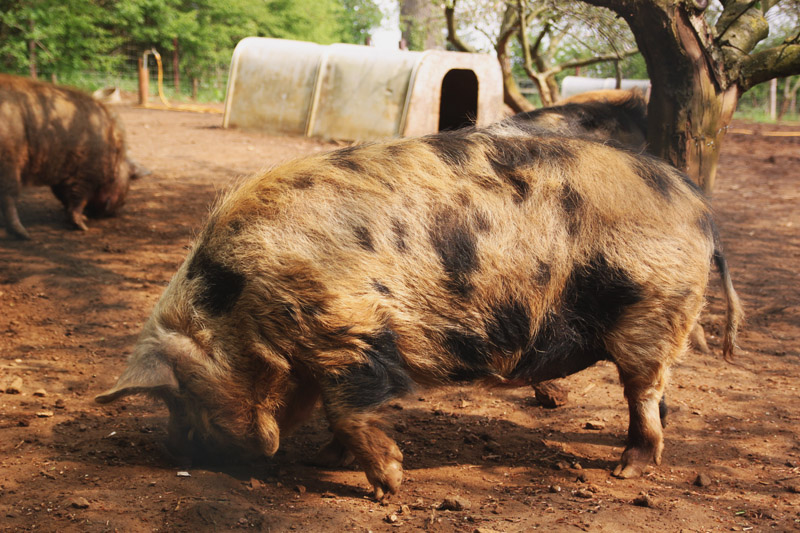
[327,412,403,501]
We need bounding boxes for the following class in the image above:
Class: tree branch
[715,0,769,62]
[738,43,800,92]
[444,0,476,53]
[573,0,635,14]
[551,47,639,72]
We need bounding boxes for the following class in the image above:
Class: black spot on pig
[696,212,714,238]
[329,146,365,173]
[391,219,408,252]
[354,225,375,252]
[536,262,552,285]
[327,329,413,409]
[632,156,673,199]
[423,131,474,168]
[560,182,583,235]
[372,280,392,296]
[473,210,491,233]
[486,137,576,203]
[445,329,490,368]
[486,299,531,354]
[512,255,642,382]
[292,174,315,189]
[429,209,479,297]
[187,251,246,316]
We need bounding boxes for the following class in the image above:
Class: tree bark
[401,0,445,50]
[580,0,800,193]
[28,19,37,79]
[583,1,737,193]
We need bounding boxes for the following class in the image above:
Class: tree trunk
[28,19,37,79]
[497,30,534,112]
[778,77,800,120]
[619,3,739,194]
[400,0,444,50]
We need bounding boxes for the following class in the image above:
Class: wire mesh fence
[50,44,231,104]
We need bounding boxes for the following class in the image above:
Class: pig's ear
[128,158,151,180]
[95,355,178,404]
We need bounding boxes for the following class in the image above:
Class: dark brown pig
[96,117,742,500]
[514,88,649,152]
[0,74,145,239]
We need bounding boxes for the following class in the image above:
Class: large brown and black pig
[0,74,145,239]
[96,117,742,500]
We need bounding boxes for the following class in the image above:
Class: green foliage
[0,0,121,76]
[0,0,384,98]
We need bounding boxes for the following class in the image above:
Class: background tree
[400,0,446,50]
[444,0,640,110]
[0,0,120,79]
[0,0,384,98]
[578,0,800,193]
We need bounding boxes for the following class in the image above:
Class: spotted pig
[96,118,742,500]
[0,74,145,239]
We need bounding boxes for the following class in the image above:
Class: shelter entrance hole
[438,69,478,131]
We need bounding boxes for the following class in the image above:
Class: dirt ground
[1,105,798,533]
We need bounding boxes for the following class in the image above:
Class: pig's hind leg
[1,193,30,239]
[608,317,693,478]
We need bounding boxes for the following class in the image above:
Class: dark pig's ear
[95,354,178,404]
[128,158,151,180]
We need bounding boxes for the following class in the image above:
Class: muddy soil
[1,106,798,532]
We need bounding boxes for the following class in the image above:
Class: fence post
[173,37,180,94]
[138,56,149,106]
[769,78,777,120]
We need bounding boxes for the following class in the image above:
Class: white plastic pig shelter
[222,37,504,141]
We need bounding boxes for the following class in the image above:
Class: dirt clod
[70,497,90,509]
[5,377,23,394]
[533,380,569,408]
[438,497,471,511]
[694,473,712,487]
[633,493,655,507]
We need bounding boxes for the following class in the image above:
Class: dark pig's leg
[326,411,403,501]
[1,167,30,239]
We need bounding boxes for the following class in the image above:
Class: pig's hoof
[370,459,403,501]
[70,212,89,231]
[311,438,355,467]
[612,462,644,479]
[612,446,659,479]
[10,228,31,240]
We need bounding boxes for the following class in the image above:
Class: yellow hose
[142,49,223,114]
